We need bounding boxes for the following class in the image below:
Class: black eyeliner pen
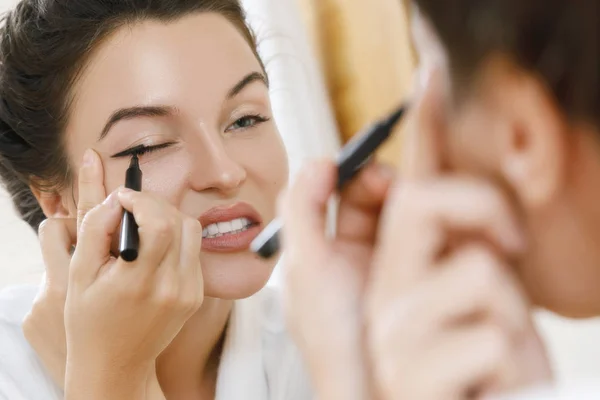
[250,104,407,259]
[119,153,142,262]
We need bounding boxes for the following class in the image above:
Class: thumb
[77,149,107,232]
[71,190,123,288]
[38,217,77,294]
[280,160,336,262]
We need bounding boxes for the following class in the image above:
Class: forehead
[67,12,261,137]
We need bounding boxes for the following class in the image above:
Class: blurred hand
[365,72,552,400]
[22,149,107,388]
[280,160,394,400]
[63,151,204,399]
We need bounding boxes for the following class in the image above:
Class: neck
[156,297,233,398]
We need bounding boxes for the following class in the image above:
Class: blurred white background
[0,0,598,389]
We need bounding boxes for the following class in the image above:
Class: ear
[487,59,568,209]
[30,184,71,219]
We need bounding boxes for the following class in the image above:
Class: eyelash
[226,114,270,132]
[112,114,270,158]
[111,142,175,158]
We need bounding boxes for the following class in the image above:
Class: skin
[280,4,600,400]
[26,12,288,399]
[410,7,600,319]
[67,13,288,300]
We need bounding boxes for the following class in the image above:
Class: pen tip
[386,105,406,128]
[130,153,139,168]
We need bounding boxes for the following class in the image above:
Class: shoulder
[258,285,314,400]
[0,285,61,399]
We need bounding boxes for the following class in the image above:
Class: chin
[200,252,278,300]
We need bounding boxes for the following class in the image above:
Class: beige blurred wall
[297,0,415,167]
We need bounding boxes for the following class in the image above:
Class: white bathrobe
[0,284,313,400]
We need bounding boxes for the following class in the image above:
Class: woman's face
[64,13,288,299]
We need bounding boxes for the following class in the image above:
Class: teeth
[217,221,232,233]
[232,219,243,230]
[207,224,219,235]
[202,218,253,239]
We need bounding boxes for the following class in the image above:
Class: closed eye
[111,142,176,158]
[226,114,270,132]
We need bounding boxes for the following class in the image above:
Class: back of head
[413,0,599,127]
[0,0,260,231]
[410,0,600,317]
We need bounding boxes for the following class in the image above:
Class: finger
[76,149,107,232]
[401,68,446,180]
[372,178,525,298]
[155,203,182,274]
[71,191,123,287]
[38,218,77,293]
[280,159,337,261]
[117,190,176,269]
[371,245,530,351]
[336,162,395,243]
[179,217,204,312]
[411,324,512,399]
[433,245,530,333]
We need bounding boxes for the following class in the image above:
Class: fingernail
[82,149,95,167]
[103,192,120,208]
[117,187,133,196]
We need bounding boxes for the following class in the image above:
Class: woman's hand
[364,74,552,399]
[279,160,394,400]
[366,180,552,399]
[22,149,108,388]
[58,150,204,400]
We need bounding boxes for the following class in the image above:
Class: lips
[198,202,263,253]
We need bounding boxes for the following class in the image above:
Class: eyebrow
[227,71,269,99]
[98,71,269,141]
[98,105,177,140]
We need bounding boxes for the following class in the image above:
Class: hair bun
[0,123,31,153]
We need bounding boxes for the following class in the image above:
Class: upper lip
[199,202,262,228]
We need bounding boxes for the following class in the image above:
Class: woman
[0,0,312,399]
[282,0,599,399]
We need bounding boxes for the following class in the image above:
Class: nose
[187,134,247,195]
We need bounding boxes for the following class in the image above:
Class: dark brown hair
[413,0,599,127]
[0,0,263,231]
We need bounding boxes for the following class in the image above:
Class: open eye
[226,114,270,132]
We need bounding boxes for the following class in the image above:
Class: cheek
[230,129,289,196]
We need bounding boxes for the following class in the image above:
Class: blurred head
[410,0,600,317]
[0,0,288,299]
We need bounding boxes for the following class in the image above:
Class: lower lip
[201,225,262,253]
